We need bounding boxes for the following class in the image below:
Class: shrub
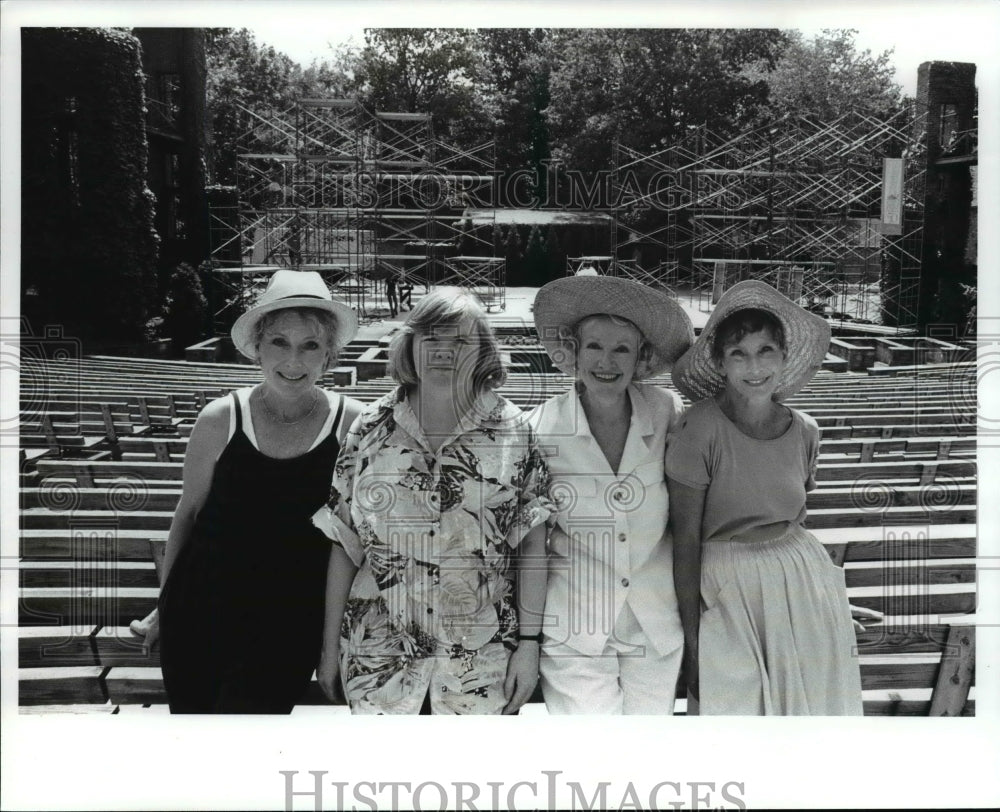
[163,262,207,349]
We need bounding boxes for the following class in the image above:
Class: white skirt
[699,524,863,715]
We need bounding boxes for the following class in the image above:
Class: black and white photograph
[2,0,997,808]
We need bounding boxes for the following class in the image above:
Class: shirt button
[618,533,627,542]
[614,490,624,502]
[427,607,434,614]
[429,530,435,537]
[621,578,630,588]
[441,686,448,692]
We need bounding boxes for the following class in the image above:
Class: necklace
[258,388,320,425]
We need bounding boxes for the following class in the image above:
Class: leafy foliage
[545,29,787,170]
[353,29,489,148]
[21,27,159,341]
[475,29,552,176]
[163,262,208,349]
[205,28,340,184]
[745,29,904,124]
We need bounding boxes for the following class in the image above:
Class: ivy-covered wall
[134,28,211,289]
[915,61,977,334]
[22,27,159,342]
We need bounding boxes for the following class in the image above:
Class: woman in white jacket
[529,276,693,714]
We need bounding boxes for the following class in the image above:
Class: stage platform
[355,287,711,345]
[355,285,917,344]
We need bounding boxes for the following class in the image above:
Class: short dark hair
[711,308,786,363]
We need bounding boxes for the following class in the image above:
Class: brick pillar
[914,62,977,331]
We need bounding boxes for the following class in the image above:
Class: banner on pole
[880,157,904,236]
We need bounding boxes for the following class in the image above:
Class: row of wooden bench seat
[20,394,975,453]
[18,472,979,514]
[18,521,978,622]
[17,520,977,562]
[27,355,973,394]
[30,456,978,488]
[17,559,977,608]
[18,633,976,716]
[18,533,977,715]
[25,386,971,417]
[17,359,979,715]
[18,504,979,534]
[97,431,974,465]
[27,385,971,416]
[19,372,974,462]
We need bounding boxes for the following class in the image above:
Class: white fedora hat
[231,270,358,360]
[672,280,831,402]
[533,276,694,377]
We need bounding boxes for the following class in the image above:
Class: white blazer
[529,382,685,657]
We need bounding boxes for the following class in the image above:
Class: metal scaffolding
[438,256,507,312]
[208,98,499,326]
[611,106,926,327]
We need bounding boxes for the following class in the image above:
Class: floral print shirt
[313,387,552,714]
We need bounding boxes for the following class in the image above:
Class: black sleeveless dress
[159,391,344,713]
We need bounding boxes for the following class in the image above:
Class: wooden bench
[16,357,979,715]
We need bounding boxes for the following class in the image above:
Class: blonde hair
[251,307,340,368]
[570,313,654,382]
[388,287,506,393]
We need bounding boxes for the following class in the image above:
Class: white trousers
[539,604,683,715]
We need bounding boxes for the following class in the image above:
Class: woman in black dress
[153,270,362,712]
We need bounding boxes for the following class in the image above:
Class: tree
[353,29,490,147]
[503,224,523,280]
[523,224,547,283]
[298,44,361,99]
[476,29,553,185]
[545,29,786,170]
[163,262,208,350]
[746,29,904,123]
[492,222,505,255]
[544,226,563,282]
[205,28,305,185]
[21,28,158,341]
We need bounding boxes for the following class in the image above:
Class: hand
[317,644,345,704]
[850,603,884,633]
[502,642,540,714]
[129,608,160,653]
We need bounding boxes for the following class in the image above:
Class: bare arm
[133,399,229,648]
[160,398,231,586]
[315,405,364,703]
[316,544,358,703]
[335,396,364,446]
[668,477,707,701]
[503,522,547,714]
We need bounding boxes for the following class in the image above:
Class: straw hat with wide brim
[533,276,694,377]
[671,280,831,402]
[231,269,358,361]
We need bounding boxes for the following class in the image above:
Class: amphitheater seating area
[18,351,977,715]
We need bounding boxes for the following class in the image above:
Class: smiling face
[412,317,482,390]
[574,315,644,397]
[715,326,787,402]
[256,310,330,394]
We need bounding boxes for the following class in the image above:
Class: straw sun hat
[533,276,694,377]
[231,269,358,360]
[671,280,831,402]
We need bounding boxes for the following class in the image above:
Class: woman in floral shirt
[314,288,552,714]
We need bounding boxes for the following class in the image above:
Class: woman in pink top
[666,281,863,715]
